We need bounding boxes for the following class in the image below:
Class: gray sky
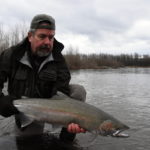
[1,0,150,55]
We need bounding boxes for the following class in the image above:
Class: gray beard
[36,50,50,57]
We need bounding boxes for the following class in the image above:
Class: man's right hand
[67,123,86,133]
[0,95,19,117]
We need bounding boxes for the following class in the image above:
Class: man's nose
[44,37,51,44]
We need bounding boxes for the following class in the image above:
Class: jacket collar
[20,51,54,72]
[13,37,64,62]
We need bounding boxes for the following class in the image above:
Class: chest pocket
[10,68,28,97]
[38,70,57,98]
[39,70,57,81]
[15,69,27,80]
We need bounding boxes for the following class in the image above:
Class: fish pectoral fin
[18,112,34,128]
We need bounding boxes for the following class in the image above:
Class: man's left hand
[67,123,86,133]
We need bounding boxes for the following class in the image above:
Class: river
[0,67,150,150]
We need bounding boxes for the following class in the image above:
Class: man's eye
[36,34,54,40]
[48,36,54,40]
[38,35,46,39]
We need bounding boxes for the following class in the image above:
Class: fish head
[98,120,129,137]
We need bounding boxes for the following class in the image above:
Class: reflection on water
[15,134,80,150]
[0,68,150,150]
[0,116,81,150]
[0,134,81,150]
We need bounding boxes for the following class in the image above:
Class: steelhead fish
[14,98,129,137]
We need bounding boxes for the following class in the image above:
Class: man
[0,14,86,142]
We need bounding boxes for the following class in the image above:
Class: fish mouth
[99,129,129,138]
[112,129,129,138]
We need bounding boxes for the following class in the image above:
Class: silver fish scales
[14,98,129,137]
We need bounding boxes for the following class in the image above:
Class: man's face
[28,29,55,57]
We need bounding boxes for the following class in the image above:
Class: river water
[0,68,150,150]
[71,68,150,150]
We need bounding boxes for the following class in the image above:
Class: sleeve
[0,49,12,96]
[56,57,71,96]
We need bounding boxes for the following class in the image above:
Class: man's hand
[67,123,86,133]
[0,95,19,117]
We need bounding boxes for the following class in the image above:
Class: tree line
[0,24,150,70]
[65,49,150,69]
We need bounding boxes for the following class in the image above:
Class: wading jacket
[0,38,71,98]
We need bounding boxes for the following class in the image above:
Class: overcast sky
[1,0,150,55]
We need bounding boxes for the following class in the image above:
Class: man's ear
[28,32,32,42]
